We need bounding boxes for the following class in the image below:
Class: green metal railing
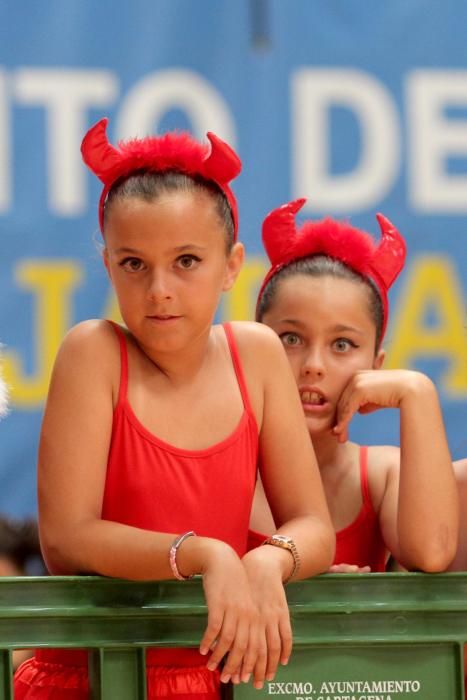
[1,573,467,699]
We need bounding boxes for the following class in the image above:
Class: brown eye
[120,257,144,272]
[176,255,201,269]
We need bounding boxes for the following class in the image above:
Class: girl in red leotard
[251,198,458,574]
[14,125,334,700]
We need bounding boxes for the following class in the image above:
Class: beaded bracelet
[169,531,196,580]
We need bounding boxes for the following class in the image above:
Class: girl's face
[103,190,243,354]
[261,274,384,437]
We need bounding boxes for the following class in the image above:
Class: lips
[146,314,182,324]
[148,315,179,320]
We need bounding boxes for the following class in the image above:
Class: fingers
[204,612,291,689]
[219,614,250,683]
[333,395,357,441]
[238,624,261,685]
[264,623,282,682]
[328,563,371,574]
[279,613,293,666]
[199,609,223,657]
[252,629,268,689]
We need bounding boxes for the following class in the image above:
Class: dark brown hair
[104,171,235,251]
[257,255,384,352]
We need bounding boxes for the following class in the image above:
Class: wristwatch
[262,534,301,584]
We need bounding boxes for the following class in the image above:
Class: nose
[147,270,173,302]
[300,346,325,380]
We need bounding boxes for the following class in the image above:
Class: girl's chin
[305,417,336,439]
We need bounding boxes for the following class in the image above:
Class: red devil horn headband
[258,198,407,345]
[373,213,407,290]
[81,118,241,237]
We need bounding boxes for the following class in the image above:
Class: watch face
[273,535,292,545]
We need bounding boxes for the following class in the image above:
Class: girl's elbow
[406,536,457,573]
[40,531,77,575]
[415,551,453,573]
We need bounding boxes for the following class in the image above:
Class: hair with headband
[257,198,406,345]
[80,118,241,238]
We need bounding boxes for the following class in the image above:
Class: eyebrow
[113,244,208,255]
[276,319,364,335]
[114,247,142,255]
[330,324,364,335]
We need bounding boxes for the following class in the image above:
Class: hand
[328,563,371,573]
[332,369,417,443]
[234,547,293,690]
[196,540,259,684]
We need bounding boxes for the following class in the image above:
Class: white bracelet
[169,531,196,580]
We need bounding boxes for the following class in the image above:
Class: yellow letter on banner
[222,257,268,321]
[385,255,467,395]
[3,260,82,407]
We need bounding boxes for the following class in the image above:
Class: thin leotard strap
[223,323,256,421]
[107,320,128,407]
[359,445,375,514]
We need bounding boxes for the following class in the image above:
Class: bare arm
[226,324,334,688]
[447,459,467,571]
[235,323,335,580]
[335,369,458,571]
[38,321,193,579]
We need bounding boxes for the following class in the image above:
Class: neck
[138,325,216,385]
[311,432,350,471]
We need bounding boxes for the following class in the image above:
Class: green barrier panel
[0,573,466,699]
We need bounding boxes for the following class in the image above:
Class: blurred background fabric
[0,0,466,515]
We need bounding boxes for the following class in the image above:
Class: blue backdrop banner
[0,1,466,514]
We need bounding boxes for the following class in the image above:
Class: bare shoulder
[368,445,400,470]
[225,321,285,360]
[52,319,121,386]
[366,445,401,508]
[58,319,117,358]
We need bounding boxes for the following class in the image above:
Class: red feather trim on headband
[81,118,241,237]
[258,198,406,344]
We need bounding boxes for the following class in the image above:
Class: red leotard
[248,446,387,572]
[14,322,259,700]
[334,446,387,572]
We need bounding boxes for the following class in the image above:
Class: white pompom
[0,363,9,418]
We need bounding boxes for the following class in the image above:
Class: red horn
[372,214,407,289]
[262,198,307,266]
[80,118,121,185]
[203,132,242,183]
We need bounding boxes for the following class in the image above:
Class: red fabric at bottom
[14,650,221,700]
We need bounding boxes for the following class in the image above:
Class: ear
[373,348,385,370]
[222,242,244,292]
[102,247,112,279]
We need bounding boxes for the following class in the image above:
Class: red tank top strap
[223,323,256,422]
[107,320,128,406]
[359,445,375,513]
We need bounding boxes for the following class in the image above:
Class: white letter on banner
[0,68,11,212]
[292,68,400,212]
[14,69,118,215]
[116,69,236,148]
[408,70,467,212]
